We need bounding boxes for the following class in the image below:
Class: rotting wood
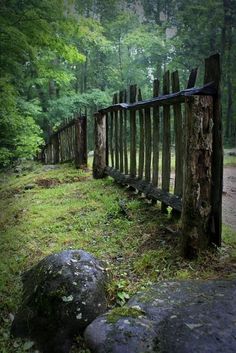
[105,167,182,212]
[181,95,213,258]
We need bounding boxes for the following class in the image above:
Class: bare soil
[223,166,236,230]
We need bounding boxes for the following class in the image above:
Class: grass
[224,148,236,166]
[0,160,235,353]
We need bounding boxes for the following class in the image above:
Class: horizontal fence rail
[41,115,87,168]
[93,53,223,256]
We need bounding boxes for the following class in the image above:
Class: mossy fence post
[181,53,222,258]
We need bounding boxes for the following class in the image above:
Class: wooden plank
[114,93,119,170]
[144,106,152,182]
[187,68,198,88]
[161,71,171,213]
[130,85,137,177]
[138,88,144,179]
[124,90,128,174]
[172,71,183,197]
[204,53,222,247]
[152,79,160,187]
[110,111,114,167]
[105,166,182,212]
[93,113,107,178]
[78,116,87,167]
[119,91,124,173]
[98,83,217,114]
[105,113,109,166]
[181,95,213,258]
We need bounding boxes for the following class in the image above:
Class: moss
[106,306,145,324]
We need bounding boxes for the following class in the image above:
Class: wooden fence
[42,115,87,168]
[93,54,223,257]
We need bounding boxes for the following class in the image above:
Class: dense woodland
[0,0,235,167]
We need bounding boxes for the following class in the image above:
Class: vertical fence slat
[110,111,114,167]
[105,113,109,166]
[161,71,171,213]
[130,85,137,177]
[124,90,129,174]
[119,91,124,173]
[144,106,151,182]
[138,88,144,179]
[204,53,222,247]
[152,79,160,187]
[93,113,107,178]
[172,71,183,197]
[187,68,198,89]
[114,93,119,170]
[75,116,87,168]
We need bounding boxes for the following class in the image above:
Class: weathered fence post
[52,134,59,164]
[75,116,87,168]
[181,95,214,258]
[93,112,107,178]
[204,54,223,247]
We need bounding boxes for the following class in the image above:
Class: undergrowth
[0,161,235,353]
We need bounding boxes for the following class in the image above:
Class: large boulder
[11,250,108,353]
[84,280,236,353]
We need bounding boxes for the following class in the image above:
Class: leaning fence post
[93,112,107,178]
[75,116,87,168]
[181,95,214,258]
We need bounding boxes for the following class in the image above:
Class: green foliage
[0,0,235,168]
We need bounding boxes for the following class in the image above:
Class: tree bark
[181,96,214,258]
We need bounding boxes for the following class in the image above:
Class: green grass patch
[106,307,145,324]
[0,161,235,352]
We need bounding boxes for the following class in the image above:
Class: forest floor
[0,154,236,353]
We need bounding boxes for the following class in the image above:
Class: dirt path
[223,166,236,231]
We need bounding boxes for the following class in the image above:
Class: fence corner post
[75,115,87,169]
[93,112,107,179]
[181,95,214,258]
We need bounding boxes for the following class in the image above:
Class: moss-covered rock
[84,280,236,353]
[11,250,108,353]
